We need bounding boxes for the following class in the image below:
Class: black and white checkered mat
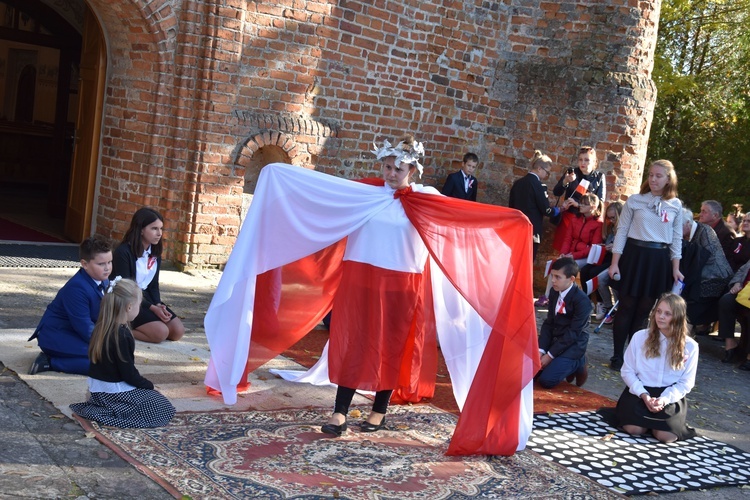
[529,410,750,496]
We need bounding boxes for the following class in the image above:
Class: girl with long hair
[70,278,175,428]
[607,160,683,370]
[615,293,698,442]
[111,207,185,343]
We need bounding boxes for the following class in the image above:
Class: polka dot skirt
[70,389,175,428]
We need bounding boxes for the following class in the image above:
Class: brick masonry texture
[87,0,660,268]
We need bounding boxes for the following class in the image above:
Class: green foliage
[647,0,750,214]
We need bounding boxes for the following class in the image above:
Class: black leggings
[334,386,393,416]
[612,294,656,361]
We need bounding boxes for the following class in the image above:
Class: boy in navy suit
[536,258,592,388]
[441,152,479,201]
[28,236,113,375]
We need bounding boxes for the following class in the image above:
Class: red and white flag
[584,276,599,295]
[586,244,606,265]
[544,259,553,277]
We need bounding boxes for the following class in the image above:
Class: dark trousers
[536,355,586,388]
[334,386,393,416]
[717,292,750,355]
[612,294,655,361]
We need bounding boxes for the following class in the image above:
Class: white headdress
[107,276,122,294]
[372,138,426,177]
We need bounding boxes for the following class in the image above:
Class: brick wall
[86,0,660,270]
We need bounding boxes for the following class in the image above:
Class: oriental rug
[528,410,750,496]
[79,405,620,499]
[283,328,616,415]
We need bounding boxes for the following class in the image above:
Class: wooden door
[64,8,105,241]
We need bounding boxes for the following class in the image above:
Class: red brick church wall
[86,0,661,269]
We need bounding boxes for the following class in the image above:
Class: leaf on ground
[31,411,41,417]
[256,375,268,381]
[85,431,96,439]
[49,414,66,419]
[189,356,202,361]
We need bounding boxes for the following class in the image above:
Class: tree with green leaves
[648,0,750,215]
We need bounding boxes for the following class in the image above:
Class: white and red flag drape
[204,163,539,456]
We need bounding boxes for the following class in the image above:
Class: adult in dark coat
[699,200,735,263]
[441,152,479,201]
[508,150,560,260]
[28,236,112,375]
[536,258,592,388]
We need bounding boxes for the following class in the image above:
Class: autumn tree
[648,0,750,214]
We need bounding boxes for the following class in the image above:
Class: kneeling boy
[537,257,592,388]
[28,236,112,375]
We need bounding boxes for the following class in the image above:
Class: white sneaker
[595,303,607,321]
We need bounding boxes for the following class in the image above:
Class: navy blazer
[111,242,162,308]
[441,171,477,201]
[34,268,105,357]
[538,284,591,359]
[508,173,557,240]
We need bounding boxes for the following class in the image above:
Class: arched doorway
[0,0,104,244]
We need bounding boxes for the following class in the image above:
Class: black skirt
[70,389,175,428]
[615,386,696,440]
[618,240,672,298]
[131,304,177,329]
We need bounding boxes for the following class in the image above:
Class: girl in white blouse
[616,293,698,443]
[607,160,683,370]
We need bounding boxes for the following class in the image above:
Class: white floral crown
[372,139,425,177]
[107,276,122,294]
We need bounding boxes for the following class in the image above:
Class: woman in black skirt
[616,293,698,442]
[608,160,683,370]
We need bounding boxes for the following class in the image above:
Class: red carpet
[0,217,66,243]
[282,327,615,415]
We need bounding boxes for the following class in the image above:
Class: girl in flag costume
[203,136,540,455]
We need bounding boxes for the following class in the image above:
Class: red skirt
[328,260,426,393]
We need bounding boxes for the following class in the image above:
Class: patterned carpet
[529,411,750,496]
[80,405,620,499]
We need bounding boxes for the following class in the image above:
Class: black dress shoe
[722,347,738,363]
[609,358,623,371]
[28,352,51,375]
[320,422,347,437]
[575,364,589,387]
[360,417,386,433]
[738,360,750,371]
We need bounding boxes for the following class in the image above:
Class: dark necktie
[97,283,105,295]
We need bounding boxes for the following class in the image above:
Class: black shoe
[722,347,738,363]
[360,417,387,433]
[575,364,589,387]
[28,352,51,375]
[738,360,750,371]
[321,422,347,437]
[565,373,575,383]
[609,357,623,371]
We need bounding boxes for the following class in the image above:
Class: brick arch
[83,0,186,252]
[235,131,300,171]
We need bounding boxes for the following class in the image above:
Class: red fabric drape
[397,191,539,455]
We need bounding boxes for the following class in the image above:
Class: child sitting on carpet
[615,293,698,443]
[70,278,175,428]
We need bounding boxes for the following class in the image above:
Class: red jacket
[560,215,603,259]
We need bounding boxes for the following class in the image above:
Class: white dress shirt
[621,328,699,404]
